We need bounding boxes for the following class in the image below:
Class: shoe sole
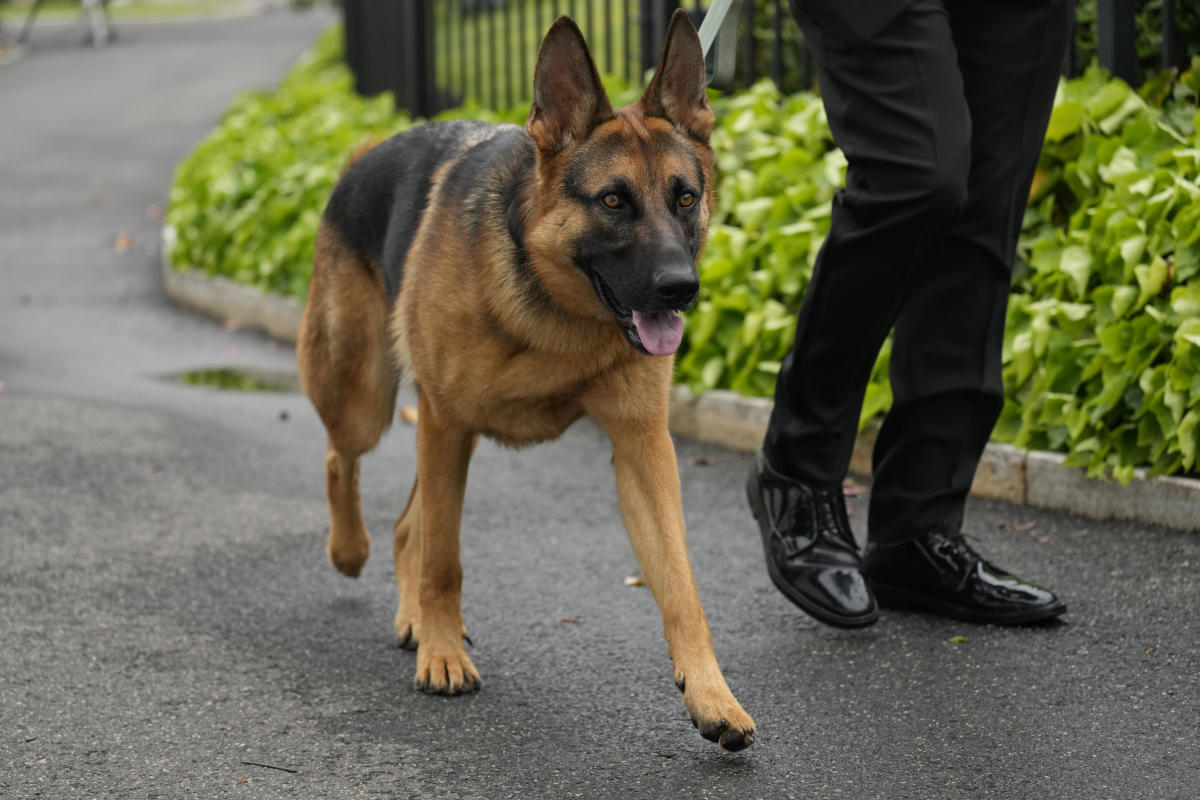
[746,467,878,630]
[870,581,1068,625]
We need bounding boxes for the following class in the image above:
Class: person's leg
[750,0,970,628]
[867,0,1071,546]
[862,0,1071,624]
[763,0,971,489]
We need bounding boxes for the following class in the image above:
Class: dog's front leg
[412,391,481,695]
[602,416,755,751]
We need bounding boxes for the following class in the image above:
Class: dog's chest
[473,394,586,447]
[456,350,614,446]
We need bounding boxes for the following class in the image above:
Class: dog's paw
[413,640,481,696]
[395,614,470,652]
[394,614,421,650]
[679,676,755,752]
[327,529,370,577]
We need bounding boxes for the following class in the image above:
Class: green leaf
[1085,81,1130,120]
[1134,257,1168,308]
[1176,318,1200,350]
[1045,100,1084,142]
[700,356,725,391]
[1059,246,1094,296]
[1178,411,1199,470]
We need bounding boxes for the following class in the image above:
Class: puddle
[172,367,301,394]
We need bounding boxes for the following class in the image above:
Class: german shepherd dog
[297,10,755,751]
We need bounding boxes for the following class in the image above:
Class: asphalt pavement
[1,10,1198,799]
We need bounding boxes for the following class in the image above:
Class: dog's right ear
[641,9,714,142]
[526,17,614,154]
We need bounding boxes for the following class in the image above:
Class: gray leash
[697,0,744,89]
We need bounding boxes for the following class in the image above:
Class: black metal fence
[344,0,1196,118]
[344,0,811,116]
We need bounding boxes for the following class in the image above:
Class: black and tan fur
[297,11,754,751]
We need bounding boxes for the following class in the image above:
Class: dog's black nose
[654,270,699,309]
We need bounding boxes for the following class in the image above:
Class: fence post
[400,0,436,117]
[1163,0,1181,72]
[640,0,680,75]
[1096,0,1136,84]
[343,0,437,118]
[1062,0,1077,76]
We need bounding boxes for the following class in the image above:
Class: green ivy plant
[998,63,1200,481]
[165,28,1200,479]
[166,26,410,299]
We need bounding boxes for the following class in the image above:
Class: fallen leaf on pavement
[1000,520,1037,532]
[691,456,715,466]
[279,410,289,422]
[113,233,131,253]
[556,617,579,624]
[400,406,418,425]
[948,636,969,644]
[624,576,645,587]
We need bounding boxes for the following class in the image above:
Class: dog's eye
[679,192,696,208]
[602,193,623,209]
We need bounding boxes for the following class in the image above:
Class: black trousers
[764,0,1070,545]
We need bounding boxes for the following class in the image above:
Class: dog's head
[521,11,714,357]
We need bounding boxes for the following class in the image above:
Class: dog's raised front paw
[691,712,755,752]
[680,678,755,752]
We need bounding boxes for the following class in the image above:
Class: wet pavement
[1,10,1198,799]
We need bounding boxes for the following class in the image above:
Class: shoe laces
[930,529,985,574]
[812,489,855,550]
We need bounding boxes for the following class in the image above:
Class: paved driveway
[1,11,1197,799]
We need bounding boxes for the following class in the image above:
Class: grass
[1,0,268,25]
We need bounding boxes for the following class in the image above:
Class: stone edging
[161,239,304,343]
[160,249,1199,533]
[668,387,1198,533]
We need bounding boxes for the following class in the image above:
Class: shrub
[166,26,409,298]
[165,28,1200,478]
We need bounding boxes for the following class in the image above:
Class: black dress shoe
[863,527,1067,625]
[746,452,878,628]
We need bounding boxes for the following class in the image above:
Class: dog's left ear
[527,17,614,153]
[641,9,715,142]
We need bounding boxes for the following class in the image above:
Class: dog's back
[322,119,528,304]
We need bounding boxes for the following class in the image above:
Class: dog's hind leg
[298,226,398,578]
[393,434,478,651]
[409,391,481,694]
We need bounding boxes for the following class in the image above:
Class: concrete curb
[161,240,304,343]
[161,255,1199,533]
[668,387,1198,532]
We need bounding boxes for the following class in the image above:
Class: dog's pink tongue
[632,310,684,356]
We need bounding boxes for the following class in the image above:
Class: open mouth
[589,273,686,357]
